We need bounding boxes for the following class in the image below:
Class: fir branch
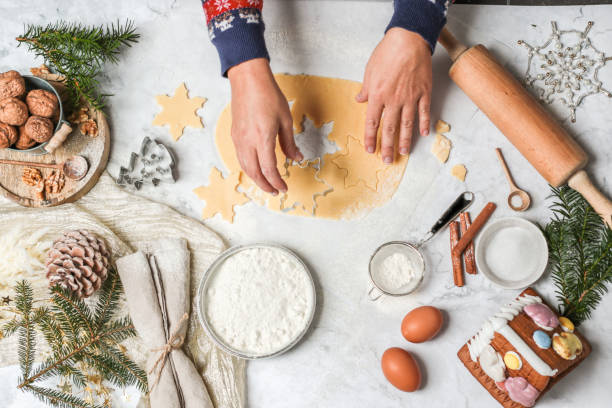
[545,186,612,325]
[26,384,100,408]
[3,278,147,406]
[16,20,139,110]
[51,286,95,339]
[93,267,122,328]
[15,281,36,377]
[2,317,22,337]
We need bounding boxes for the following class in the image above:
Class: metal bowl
[196,243,317,360]
[7,75,70,155]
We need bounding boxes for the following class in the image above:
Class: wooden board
[457,288,591,408]
[0,97,110,207]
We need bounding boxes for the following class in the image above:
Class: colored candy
[532,330,551,349]
[503,351,522,370]
[523,303,559,330]
[479,345,506,382]
[559,316,575,332]
[553,332,583,360]
[505,377,540,407]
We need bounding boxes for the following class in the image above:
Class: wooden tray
[0,86,110,207]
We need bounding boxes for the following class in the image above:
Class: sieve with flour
[368,192,474,300]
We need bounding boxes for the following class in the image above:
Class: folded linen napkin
[116,238,213,408]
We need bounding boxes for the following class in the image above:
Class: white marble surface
[1,1,612,407]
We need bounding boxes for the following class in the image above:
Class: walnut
[44,170,65,195]
[22,167,43,186]
[26,89,59,119]
[35,178,46,201]
[15,125,37,150]
[68,106,89,124]
[0,97,29,126]
[0,122,18,148]
[24,116,54,143]
[0,70,26,99]
[79,118,98,137]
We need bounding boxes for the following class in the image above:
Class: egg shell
[381,347,421,392]
[401,305,443,343]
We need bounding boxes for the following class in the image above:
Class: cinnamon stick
[460,212,477,274]
[453,202,497,258]
[450,221,464,287]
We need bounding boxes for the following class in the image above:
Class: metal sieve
[368,192,474,300]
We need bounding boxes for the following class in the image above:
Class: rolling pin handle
[438,27,468,62]
[568,170,612,228]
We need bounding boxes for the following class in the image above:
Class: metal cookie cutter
[116,136,177,189]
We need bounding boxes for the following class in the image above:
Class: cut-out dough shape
[431,133,452,163]
[331,136,382,191]
[153,83,207,141]
[193,167,249,222]
[282,159,332,215]
[451,164,467,182]
[214,74,409,220]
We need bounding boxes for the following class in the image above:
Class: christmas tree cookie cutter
[116,136,176,189]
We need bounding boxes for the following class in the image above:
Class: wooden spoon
[0,155,89,181]
[495,148,531,212]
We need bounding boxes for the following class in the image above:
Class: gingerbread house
[457,288,591,408]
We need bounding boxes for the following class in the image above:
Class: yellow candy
[503,351,523,370]
[553,332,583,360]
[559,316,575,333]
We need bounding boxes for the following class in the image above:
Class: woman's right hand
[227,58,303,195]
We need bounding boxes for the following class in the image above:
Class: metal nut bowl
[7,75,70,155]
[196,243,317,360]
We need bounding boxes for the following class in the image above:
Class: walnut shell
[15,125,36,150]
[0,70,26,99]
[26,89,59,118]
[25,116,54,143]
[0,97,29,126]
[0,121,18,148]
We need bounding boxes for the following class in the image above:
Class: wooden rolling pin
[438,28,612,227]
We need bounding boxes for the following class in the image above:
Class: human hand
[227,58,303,195]
[356,28,433,163]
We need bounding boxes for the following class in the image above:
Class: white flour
[205,247,315,356]
[373,252,423,294]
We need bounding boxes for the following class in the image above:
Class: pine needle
[544,186,612,326]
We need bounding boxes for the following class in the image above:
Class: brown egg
[381,347,421,392]
[401,305,443,343]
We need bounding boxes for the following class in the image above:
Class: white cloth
[0,172,245,408]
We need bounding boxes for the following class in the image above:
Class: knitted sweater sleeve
[201,0,269,76]
[386,0,450,53]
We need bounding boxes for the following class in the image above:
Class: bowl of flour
[197,244,316,359]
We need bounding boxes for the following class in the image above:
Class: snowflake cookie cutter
[518,21,612,123]
[116,137,177,189]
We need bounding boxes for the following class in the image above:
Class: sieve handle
[424,192,474,244]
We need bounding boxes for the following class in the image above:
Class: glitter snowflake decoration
[518,21,611,122]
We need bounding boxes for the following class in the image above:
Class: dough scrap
[451,164,467,182]
[153,83,207,141]
[193,168,249,222]
[331,136,382,191]
[435,119,451,134]
[212,74,409,220]
[431,133,452,163]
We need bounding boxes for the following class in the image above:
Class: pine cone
[45,230,110,298]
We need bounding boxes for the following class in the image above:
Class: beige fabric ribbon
[148,313,189,393]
